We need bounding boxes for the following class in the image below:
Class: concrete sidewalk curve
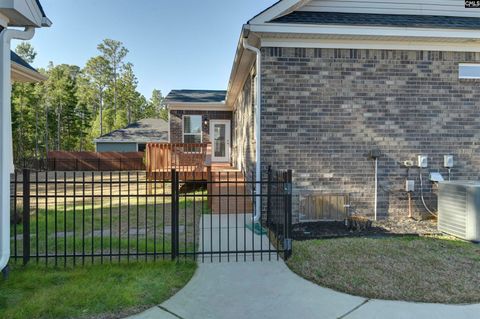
[127,260,480,319]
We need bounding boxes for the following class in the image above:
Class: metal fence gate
[10,168,293,265]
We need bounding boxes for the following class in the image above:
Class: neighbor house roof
[166,90,227,104]
[11,50,47,82]
[270,11,480,30]
[95,119,169,143]
[11,51,36,72]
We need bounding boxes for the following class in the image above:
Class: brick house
[166,0,480,222]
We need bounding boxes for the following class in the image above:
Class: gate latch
[284,238,292,250]
[284,183,293,194]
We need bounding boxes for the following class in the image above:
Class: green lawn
[287,236,480,304]
[0,261,196,319]
[11,192,209,259]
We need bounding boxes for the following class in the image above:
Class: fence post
[267,166,272,226]
[22,168,31,266]
[207,165,212,210]
[284,170,293,260]
[171,169,179,260]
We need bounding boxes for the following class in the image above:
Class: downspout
[0,26,36,273]
[242,38,262,223]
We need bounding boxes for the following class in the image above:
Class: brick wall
[261,47,480,221]
[232,68,256,175]
[170,110,233,144]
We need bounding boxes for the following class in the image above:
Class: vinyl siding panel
[301,0,480,18]
[96,143,138,153]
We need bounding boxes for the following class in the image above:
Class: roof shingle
[11,51,37,72]
[95,119,169,143]
[270,11,480,30]
[166,90,227,104]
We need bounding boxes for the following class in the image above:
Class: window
[459,64,480,79]
[137,144,146,152]
[183,115,202,144]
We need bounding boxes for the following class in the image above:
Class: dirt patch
[293,217,439,240]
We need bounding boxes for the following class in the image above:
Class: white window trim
[182,115,203,154]
[459,63,480,79]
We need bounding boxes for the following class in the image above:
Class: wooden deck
[146,164,253,215]
[145,143,252,215]
[208,164,253,215]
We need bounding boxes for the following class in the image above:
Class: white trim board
[301,0,480,18]
[250,23,480,40]
[169,103,232,111]
[261,37,480,52]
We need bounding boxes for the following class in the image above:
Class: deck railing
[145,143,211,173]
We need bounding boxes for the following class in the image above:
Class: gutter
[242,38,262,223]
[0,26,36,273]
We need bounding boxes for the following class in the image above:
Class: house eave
[168,102,232,111]
[11,61,47,82]
[225,26,260,108]
[0,0,46,27]
[249,23,480,41]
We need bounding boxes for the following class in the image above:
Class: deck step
[209,170,253,215]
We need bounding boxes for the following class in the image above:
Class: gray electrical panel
[438,181,480,242]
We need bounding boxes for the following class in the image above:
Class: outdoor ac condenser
[438,181,480,242]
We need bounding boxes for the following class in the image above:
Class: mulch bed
[293,217,439,241]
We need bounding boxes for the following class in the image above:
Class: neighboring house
[11,50,47,82]
[166,90,230,162]
[95,118,169,152]
[0,0,51,272]
[169,0,480,222]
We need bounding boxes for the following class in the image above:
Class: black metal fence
[10,168,293,266]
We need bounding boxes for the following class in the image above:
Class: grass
[11,193,207,258]
[0,261,196,319]
[287,236,480,304]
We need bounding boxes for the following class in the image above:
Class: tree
[43,64,81,151]
[15,42,37,63]
[117,62,145,125]
[97,39,128,125]
[148,89,168,121]
[11,38,156,159]
[83,56,112,136]
[12,43,40,161]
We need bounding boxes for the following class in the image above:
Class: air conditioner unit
[438,181,480,242]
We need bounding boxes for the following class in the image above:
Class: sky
[16,0,276,98]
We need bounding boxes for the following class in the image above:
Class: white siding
[301,0,480,18]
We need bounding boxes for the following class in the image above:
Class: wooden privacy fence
[145,143,210,173]
[47,151,145,171]
[299,193,350,222]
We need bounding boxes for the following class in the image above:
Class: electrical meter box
[444,155,454,168]
[418,155,428,168]
[406,180,415,192]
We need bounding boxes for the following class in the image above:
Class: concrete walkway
[128,260,480,319]
[127,214,480,319]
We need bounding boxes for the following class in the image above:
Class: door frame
[210,119,231,163]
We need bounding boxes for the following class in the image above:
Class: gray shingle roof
[166,90,227,103]
[11,51,37,72]
[270,11,480,30]
[95,119,169,143]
